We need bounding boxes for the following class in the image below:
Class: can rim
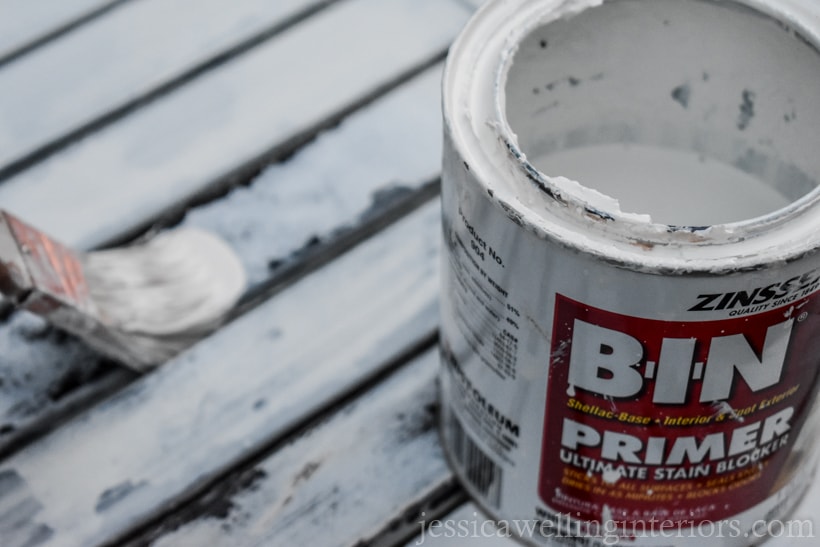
[443,0,820,274]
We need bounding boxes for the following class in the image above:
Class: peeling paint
[738,89,756,130]
[671,83,691,109]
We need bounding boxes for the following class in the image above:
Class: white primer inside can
[532,144,792,226]
[440,1,820,545]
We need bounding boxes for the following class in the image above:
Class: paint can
[438,1,820,545]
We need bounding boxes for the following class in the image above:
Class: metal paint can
[438,0,820,544]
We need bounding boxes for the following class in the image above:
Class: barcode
[448,410,503,508]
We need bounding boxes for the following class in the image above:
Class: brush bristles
[81,228,246,364]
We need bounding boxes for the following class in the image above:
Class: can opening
[504,0,820,227]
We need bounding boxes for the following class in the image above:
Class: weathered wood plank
[130,349,463,547]
[0,0,124,65]
[0,200,441,547]
[0,0,469,250]
[0,63,444,458]
[0,0,336,176]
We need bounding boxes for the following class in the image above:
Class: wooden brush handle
[0,210,96,316]
[0,211,35,301]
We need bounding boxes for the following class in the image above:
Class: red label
[539,293,820,526]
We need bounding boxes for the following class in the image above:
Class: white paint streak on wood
[0,202,441,547]
[0,0,469,250]
[182,64,444,287]
[0,0,329,167]
[149,350,449,547]
[0,0,116,60]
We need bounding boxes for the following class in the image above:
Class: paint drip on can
[439,1,820,545]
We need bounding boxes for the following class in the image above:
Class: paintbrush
[0,210,245,372]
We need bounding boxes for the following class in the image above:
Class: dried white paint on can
[439,1,820,545]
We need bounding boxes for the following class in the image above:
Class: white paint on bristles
[84,228,244,336]
[82,228,246,363]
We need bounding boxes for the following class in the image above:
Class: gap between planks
[0,0,130,68]
[94,49,449,253]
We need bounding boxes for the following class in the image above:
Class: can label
[439,147,820,544]
[541,293,819,525]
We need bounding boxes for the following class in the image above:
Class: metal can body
[439,1,820,545]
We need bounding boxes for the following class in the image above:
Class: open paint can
[439,0,820,544]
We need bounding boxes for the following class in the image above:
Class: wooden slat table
[0,1,816,546]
